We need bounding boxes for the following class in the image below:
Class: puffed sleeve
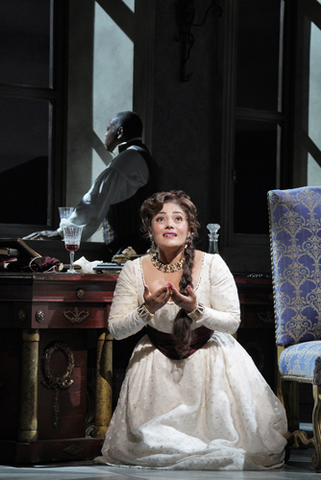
[193,254,241,334]
[108,260,150,340]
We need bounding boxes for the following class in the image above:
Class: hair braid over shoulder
[140,190,200,358]
[179,237,195,295]
[172,236,195,357]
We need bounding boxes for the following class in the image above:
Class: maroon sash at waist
[146,324,214,360]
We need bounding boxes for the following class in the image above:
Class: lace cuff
[137,303,153,322]
[187,303,205,321]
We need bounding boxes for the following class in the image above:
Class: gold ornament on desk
[112,246,140,265]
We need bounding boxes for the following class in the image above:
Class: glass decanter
[207,223,220,254]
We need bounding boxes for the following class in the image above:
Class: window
[66,0,135,242]
[0,0,67,237]
[233,0,285,236]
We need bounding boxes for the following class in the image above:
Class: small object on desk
[0,238,42,271]
[29,256,62,273]
[0,238,41,258]
[93,262,124,274]
[112,246,140,264]
[74,256,103,274]
[0,247,19,258]
[60,263,81,272]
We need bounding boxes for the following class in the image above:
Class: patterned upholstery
[268,187,321,349]
[268,187,321,471]
[279,341,321,385]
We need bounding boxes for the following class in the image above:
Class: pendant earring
[149,235,156,252]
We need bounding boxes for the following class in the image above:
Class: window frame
[0,0,68,239]
[219,0,296,258]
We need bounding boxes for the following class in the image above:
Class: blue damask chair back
[268,186,321,472]
[269,187,321,347]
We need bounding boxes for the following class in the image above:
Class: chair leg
[312,385,321,472]
[277,346,300,432]
[281,380,316,465]
[282,381,300,432]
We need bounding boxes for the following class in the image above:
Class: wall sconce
[176,0,222,82]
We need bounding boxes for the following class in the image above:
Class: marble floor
[0,448,319,480]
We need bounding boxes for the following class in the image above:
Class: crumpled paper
[75,256,103,274]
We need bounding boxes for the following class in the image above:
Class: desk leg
[94,332,113,438]
[18,329,40,442]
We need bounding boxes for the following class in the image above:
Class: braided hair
[140,190,200,357]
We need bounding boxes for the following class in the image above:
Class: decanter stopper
[207,223,220,254]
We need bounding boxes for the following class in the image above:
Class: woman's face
[150,202,190,252]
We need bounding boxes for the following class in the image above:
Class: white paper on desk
[75,256,103,274]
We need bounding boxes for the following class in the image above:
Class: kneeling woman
[96,190,287,470]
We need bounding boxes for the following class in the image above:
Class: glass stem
[70,251,74,270]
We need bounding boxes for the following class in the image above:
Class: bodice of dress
[108,253,241,340]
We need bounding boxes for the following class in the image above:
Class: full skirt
[96,332,287,470]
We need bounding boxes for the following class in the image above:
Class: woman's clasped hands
[144,283,197,315]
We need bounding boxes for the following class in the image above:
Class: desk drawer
[33,282,114,304]
[31,302,109,329]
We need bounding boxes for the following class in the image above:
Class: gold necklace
[150,251,185,273]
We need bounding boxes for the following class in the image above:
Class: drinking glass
[59,207,75,221]
[63,226,83,273]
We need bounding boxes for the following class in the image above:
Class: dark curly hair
[140,190,200,357]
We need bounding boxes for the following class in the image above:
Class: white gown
[96,253,287,470]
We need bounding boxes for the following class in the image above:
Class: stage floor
[0,447,320,480]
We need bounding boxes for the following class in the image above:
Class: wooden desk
[0,272,117,465]
[235,276,274,328]
[235,276,276,391]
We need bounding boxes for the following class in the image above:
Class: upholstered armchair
[268,186,321,472]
